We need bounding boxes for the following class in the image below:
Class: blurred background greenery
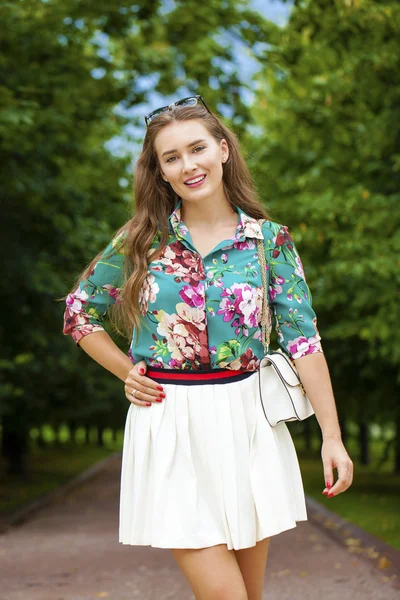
[1,0,399,549]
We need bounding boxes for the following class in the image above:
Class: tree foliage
[0,0,268,473]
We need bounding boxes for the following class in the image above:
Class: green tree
[245,0,400,470]
[0,0,269,474]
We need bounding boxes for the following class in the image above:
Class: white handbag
[256,225,315,427]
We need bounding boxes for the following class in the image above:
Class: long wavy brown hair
[70,103,271,342]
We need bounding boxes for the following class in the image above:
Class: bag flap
[260,351,301,387]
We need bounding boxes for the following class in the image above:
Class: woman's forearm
[294,352,342,440]
[77,330,133,383]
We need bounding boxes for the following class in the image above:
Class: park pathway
[0,454,398,600]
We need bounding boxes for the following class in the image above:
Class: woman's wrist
[322,432,342,441]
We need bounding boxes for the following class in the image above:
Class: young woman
[63,96,353,600]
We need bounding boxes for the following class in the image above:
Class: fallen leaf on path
[344,537,362,546]
[277,569,291,577]
[365,546,379,559]
[377,556,391,570]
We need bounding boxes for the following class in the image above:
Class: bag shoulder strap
[256,219,272,354]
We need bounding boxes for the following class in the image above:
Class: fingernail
[139,368,145,374]
[156,398,163,402]
[157,385,164,391]
[159,392,166,398]
[146,402,152,406]
[322,491,328,495]
[326,481,332,488]
[328,493,334,498]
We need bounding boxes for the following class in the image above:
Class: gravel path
[0,454,398,599]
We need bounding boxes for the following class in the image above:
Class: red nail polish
[139,368,145,374]
[326,481,332,488]
[157,385,164,391]
[322,491,328,495]
[159,392,166,398]
[156,398,163,403]
[146,402,152,406]
[328,492,334,498]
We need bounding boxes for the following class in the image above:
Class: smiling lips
[184,174,206,187]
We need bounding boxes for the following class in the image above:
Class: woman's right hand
[124,360,166,407]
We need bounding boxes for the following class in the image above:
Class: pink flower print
[232,317,241,335]
[269,277,283,301]
[238,287,261,328]
[234,240,255,251]
[221,253,228,263]
[286,335,323,360]
[287,293,293,301]
[275,225,294,249]
[176,303,207,330]
[217,296,240,323]
[228,348,260,371]
[240,348,259,369]
[138,273,160,315]
[103,284,122,303]
[294,255,305,278]
[218,283,262,331]
[179,282,205,309]
[156,303,210,368]
[242,217,262,239]
[65,288,88,315]
[161,242,205,284]
[128,348,136,364]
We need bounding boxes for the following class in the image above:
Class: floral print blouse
[63,200,323,370]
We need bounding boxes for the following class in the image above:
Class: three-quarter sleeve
[63,233,126,345]
[262,221,323,360]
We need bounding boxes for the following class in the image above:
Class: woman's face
[154,120,229,204]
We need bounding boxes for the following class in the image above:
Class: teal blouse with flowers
[63,200,323,370]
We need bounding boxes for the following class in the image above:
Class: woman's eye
[166,146,205,163]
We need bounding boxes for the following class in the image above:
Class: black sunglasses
[144,95,211,127]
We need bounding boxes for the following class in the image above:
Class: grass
[0,424,399,550]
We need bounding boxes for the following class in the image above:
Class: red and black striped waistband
[146,366,256,386]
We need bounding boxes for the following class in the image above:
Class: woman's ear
[158,169,168,183]
[221,138,229,163]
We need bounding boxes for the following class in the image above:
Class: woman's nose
[181,156,197,172]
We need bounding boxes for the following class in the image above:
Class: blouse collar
[168,199,264,244]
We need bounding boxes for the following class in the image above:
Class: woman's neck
[180,196,236,229]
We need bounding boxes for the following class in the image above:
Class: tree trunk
[303,419,312,451]
[69,420,77,443]
[359,422,370,465]
[395,409,400,474]
[1,414,29,476]
[97,426,104,447]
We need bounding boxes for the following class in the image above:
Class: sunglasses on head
[144,95,211,127]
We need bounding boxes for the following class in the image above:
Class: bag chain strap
[256,219,272,355]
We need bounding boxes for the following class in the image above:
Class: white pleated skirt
[118,371,307,550]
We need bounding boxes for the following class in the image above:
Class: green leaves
[217,340,241,362]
